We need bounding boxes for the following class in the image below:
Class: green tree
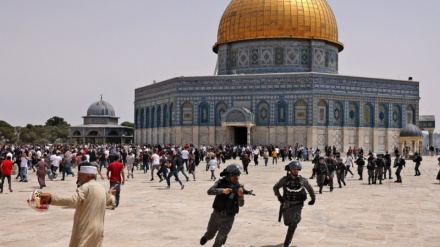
[0,120,18,143]
[46,116,70,126]
[121,121,134,128]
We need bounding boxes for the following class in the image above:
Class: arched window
[215,102,227,126]
[169,103,174,127]
[333,102,343,126]
[256,101,270,126]
[145,107,150,128]
[135,109,139,129]
[181,102,193,125]
[276,101,287,124]
[157,105,161,127]
[364,104,374,127]
[406,105,414,125]
[140,108,144,129]
[392,105,401,128]
[72,131,81,136]
[294,100,307,125]
[199,102,209,124]
[378,104,388,127]
[317,100,328,125]
[163,105,168,127]
[151,107,155,128]
[348,103,358,126]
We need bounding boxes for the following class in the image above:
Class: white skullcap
[80,166,97,175]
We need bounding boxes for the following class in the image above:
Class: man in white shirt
[253,147,260,166]
[150,151,161,181]
[50,152,63,179]
[181,149,189,171]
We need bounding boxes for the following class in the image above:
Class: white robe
[51,180,115,247]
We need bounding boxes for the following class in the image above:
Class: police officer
[375,154,385,184]
[200,164,246,247]
[354,154,365,180]
[383,151,393,179]
[314,157,328,194]
[412,152,422,176]
[366,152,376,185]
[393,153,406,183]
[326,154,337,192]
[309,151,320,179]
[273,161,315,247]
[335,158,346,188]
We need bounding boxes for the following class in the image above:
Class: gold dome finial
[213,0,343,52]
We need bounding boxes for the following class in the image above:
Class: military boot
[319,186,323,194]
[283,228,296,247]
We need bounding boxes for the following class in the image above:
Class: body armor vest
[212,179,240,214]
[283,176,307,202]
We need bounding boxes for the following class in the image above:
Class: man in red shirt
[106,155,125,209]
[1,156,14,193]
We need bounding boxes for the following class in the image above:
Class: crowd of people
[0,142,439,247]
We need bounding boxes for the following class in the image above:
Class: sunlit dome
[213,0,343,52]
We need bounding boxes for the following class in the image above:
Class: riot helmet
[220,164,241,177]
[288,161,302,171]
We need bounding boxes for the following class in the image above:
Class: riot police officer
[375,154,385,184]
[394,153,406,183]
[326,154,337,192]
[383,151,393,179]
[309,151,320,179]
[200,164,247,247]
[314,157,328,194]
[366,152,376,185]
[336,158,346,188]
[412,152,422,176]
[355,155,365,180]
[273,161,315,247]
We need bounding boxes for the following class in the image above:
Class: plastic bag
[27,189,49,212]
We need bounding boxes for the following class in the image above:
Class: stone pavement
[1,156,440,247]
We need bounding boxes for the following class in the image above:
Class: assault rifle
[228,184,255,200]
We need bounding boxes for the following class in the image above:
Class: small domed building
[134,0,432,152]
[69,97,134,144]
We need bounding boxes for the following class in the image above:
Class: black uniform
[355,156,365,180]
[201,178,245,247]
[366,156,376,185]
[314,159,328,194]
[383,153,393,179]
[336,161,346,188]
[375,155,385,184]
[273,175,315,247]
[393,155,406,183]
[412,154,422,176]
[326,158,337,191]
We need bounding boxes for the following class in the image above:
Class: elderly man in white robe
[41,165,115,247]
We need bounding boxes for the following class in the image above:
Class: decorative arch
[169,103,174,127]
[348,102,359,126]
[135,109,139,129]
[87,131,99,136]
[276,100,288,124]
[391,105,401,128]
[72,130,81,136]
[181,102,193,125]
[145,107,150,128]
[406,105,415,125]
[215,101,228,126]
[378,104,388,127]
[140,108,144,129]
[294,100,307,125]
[317,100,328,125]
[163,104,168,127]
[199,102,210,125]
[108,130,119,136]
[151,106,156,128]
[157,105,162,127]
[333,102,343,126]
[364,103,374,127]
[256,100,270,126]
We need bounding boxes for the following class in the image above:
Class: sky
[1,0,439,132]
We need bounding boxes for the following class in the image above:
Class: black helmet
[220,164,241,176]
[288,161,302,171]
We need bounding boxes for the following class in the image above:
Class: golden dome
[214,0,343,52]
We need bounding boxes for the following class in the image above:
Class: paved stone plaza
[1,156,440,247]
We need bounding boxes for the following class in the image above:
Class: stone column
[429,130,434,147]
[246,124,251,146]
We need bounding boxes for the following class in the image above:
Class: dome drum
[216,39,339,75]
